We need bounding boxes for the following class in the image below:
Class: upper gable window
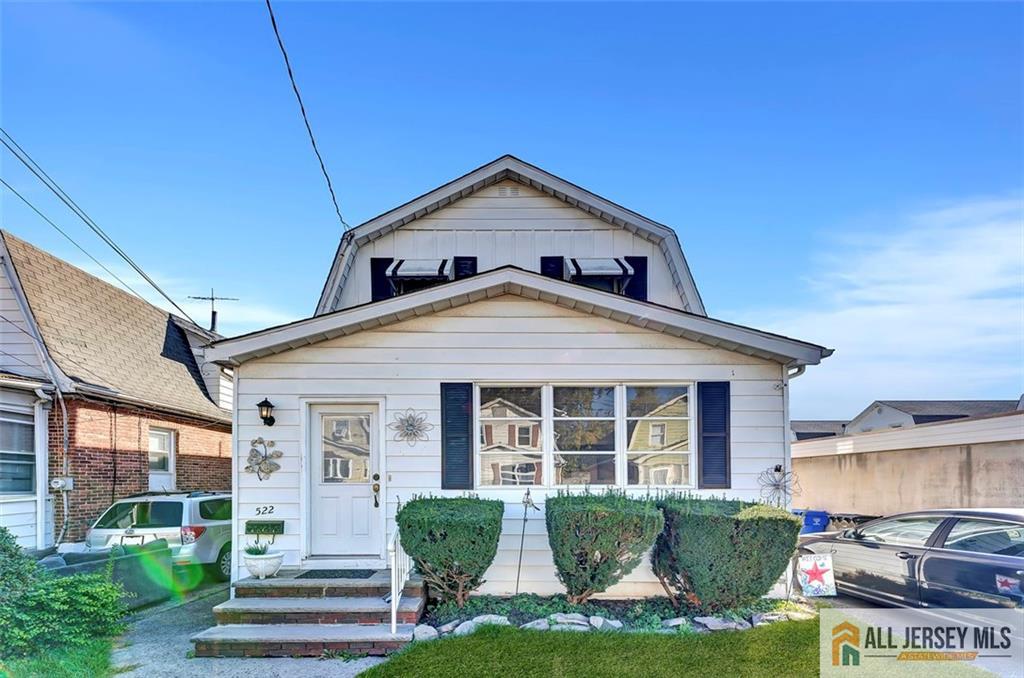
[387,259,454,296]
[565,258,634,295]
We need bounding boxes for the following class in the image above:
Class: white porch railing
[388,526,412,634]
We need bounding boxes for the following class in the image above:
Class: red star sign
[802,561,831,585]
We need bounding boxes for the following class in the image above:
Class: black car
[800,508,1024,609]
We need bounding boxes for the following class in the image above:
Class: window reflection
[554,454,616,485]
[322,415,370,483]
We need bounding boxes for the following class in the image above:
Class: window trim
[474,382,696,490]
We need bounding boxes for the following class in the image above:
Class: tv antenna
[187,288,238,333]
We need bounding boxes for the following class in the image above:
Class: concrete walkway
[111,588,386,678]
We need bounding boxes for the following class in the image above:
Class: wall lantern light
[257,398,276,426]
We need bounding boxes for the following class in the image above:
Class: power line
[264,0,350,232]
[0,311,114,387]
[0,177,145,299]
[0,128,199,324]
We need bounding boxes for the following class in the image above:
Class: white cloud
[730,196,1024,419]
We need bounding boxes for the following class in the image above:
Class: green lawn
[0,639,113,678]
[363,620,820,678]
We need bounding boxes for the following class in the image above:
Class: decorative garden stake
[515,488,540,595]
[388,408,434,446]
[246,438,283,481]
[758,464,801,507]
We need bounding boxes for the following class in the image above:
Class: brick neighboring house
[1,230,232,546]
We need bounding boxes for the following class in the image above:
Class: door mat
[295,569,377,580]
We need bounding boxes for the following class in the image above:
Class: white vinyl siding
[232,295,786,595]
[334,181,684,311]
[0,255,46,378]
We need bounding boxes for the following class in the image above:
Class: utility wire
[0,177,145,299]
[0,311,114,387]
[0,128,198,324]
[264,0,350,232]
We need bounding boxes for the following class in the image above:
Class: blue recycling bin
[798,509,830,534]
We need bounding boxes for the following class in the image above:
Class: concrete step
[233,570,424,599]
[192,623,415,658]
[213,594,424,625]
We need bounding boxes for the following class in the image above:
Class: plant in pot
[242,541,283,580]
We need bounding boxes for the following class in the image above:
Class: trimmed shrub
[546,492,664,604]
[0,525,39,604]
[651,496,801,612]
[397,496,504,607]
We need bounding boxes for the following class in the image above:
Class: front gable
[316,156,704,315]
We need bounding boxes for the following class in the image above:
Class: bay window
[476,383,694,488]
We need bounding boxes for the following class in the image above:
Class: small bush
[0,525,40,604]
[397,496,504,607]
[651,496,801,612]
[546,492,664,604]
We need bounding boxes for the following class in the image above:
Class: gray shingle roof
[878,400,1019,421]
[2,231,228,422]
[790,420,847,440]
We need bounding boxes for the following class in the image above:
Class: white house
[207,155,832,597]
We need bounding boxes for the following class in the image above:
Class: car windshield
[94,501,183,529]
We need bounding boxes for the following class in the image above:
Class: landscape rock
[520,618,551,631]
[471,614,511,626]
[438,620,461,634]
[661,617,689,629]
[693,616,744,631]
[453,620,479,636]
[751,612,788,626]
[549,612,590,626]
[414,624,439,641]
[590,616,623,631]
[550,623,590,632]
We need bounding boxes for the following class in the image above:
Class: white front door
[310,405,381,556]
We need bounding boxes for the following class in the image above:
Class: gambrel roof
[213,266,831,367]
[316,155,706,316]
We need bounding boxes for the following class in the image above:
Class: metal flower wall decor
[388,408,434,446]
[246,438,283,481]
[758,464,802,507]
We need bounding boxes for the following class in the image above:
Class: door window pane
[323,415,371,483]
[858,516,946,547]
[944,519,1024,557]
[0,411,34,493]
[554,454,616,485]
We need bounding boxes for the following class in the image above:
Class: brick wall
[48,396,231,541]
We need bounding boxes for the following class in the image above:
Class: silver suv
[86,491,232,581]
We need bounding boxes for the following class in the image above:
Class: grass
[362,620,821,678]
[0,639,114,678]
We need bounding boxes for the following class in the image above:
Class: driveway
[111,587,386,678]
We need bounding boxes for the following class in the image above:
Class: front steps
[191,569,425,658]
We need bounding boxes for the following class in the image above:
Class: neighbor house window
[148,428,174,472]
[476,384,694,489]
[626,386,691,486]
[478,386,543,486]
[0,410,34,494]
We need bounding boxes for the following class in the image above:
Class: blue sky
[1,1,1021,418]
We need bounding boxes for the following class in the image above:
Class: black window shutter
[623,256,648,302]
[441,382,474,489]
[370,257,395,301]
[697,381,731,489]
[540,256,565,280]
[453,256,478,280]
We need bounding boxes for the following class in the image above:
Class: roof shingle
[2,231,228,422]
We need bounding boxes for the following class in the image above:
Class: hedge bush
[0,527,128,658]
[396,496,504,607]
[546,492,664,604]
[651,496,801,612]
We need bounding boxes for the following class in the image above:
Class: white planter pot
[243,551,284,580]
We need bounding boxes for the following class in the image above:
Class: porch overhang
[209,266,832,367]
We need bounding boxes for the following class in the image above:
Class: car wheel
[211,544,231,582]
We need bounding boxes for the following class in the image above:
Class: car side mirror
[842,528,860,539]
